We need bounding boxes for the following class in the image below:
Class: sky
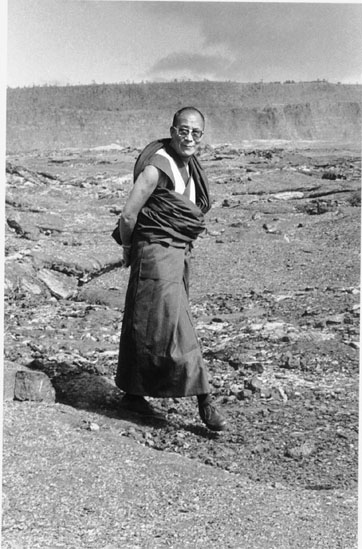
[5,0,362,87]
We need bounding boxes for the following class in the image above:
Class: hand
[122,245,132,268]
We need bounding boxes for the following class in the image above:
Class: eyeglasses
[172,126,204,141]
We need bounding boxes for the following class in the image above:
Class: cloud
[8,1,362,86]
[149,51,244,81]
[145,2,362,83]
[148,3,362,52]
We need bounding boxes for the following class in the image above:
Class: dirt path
[2,401,358,549]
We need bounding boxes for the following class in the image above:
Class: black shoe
[199,402,227,431]
[119,394,165,419]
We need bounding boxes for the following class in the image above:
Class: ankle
[197,393,212,406]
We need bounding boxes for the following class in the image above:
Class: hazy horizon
[6,78,362,90]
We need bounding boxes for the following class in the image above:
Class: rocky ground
[3,141,360,546]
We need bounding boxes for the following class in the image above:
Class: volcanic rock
[77,287,123,308]
[37,269,78,299]
[52,373,122,409]
[238,389,253,400]
[4,262,46,297]
[262,223,282,235]
[4,361,32,401]
[34,213,65,234]
[14,370,56,403]
[325,314,345,325]
[285,441,317,460]
[7,211,40,240]
[245,376,272,398]
[280,351,300,369]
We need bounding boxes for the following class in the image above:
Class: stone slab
[14,370,56,403]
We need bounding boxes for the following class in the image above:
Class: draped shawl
[134,138,210,243]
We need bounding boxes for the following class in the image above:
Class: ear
[170,126,176,138]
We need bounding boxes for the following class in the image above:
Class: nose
[184,130,194,142]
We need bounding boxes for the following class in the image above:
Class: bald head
[172,107,205,128]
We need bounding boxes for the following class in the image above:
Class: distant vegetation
[6,81,362,151]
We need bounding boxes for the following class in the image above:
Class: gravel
[2,401,358,549]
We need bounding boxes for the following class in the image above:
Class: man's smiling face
[170,110,205,162]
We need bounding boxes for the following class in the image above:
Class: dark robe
[115,139,211,397]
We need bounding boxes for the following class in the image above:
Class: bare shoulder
[137,165,160,186]
[142,164,160,177]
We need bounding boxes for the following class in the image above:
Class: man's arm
[119,165,159,264]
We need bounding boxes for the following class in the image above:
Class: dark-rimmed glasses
[172,126,204,142]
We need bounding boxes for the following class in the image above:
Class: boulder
[261,321,288,341]
[77,287,123,308]
[245,376,272,399]
[229,384,244,397]
[325,314,345,325]
[270,386,288,402]
[262,223,282,235]
[280,351,300,369]
[299,199,338,215]
[37,268,78,299]
[285,441,317,460]
[4,262,46,297]
[32,250,122,278]
[52,373,122,409]
[14,370,56,403]
[28,354,106,379]
[3,361,31,401]
[238,389,253,400]
[6,211,41,240]
[35,213,65,233]
[272,191,304,200]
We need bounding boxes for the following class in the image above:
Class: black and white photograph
[2,1,361,547]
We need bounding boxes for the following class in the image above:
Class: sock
[126,394,144,401]
[197,394,211,406]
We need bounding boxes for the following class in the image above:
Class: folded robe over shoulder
[111,138,210,245]
[135,138,210,243]
[115,139,211,397]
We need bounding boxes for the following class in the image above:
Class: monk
[115,107,227,431]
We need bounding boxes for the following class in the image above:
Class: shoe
[199,402,227,431]
[119,394,165,419]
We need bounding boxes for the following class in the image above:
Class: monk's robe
[115,139,211,397]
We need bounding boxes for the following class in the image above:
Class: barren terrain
[3,135,360,547]
[7,81,362,150]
